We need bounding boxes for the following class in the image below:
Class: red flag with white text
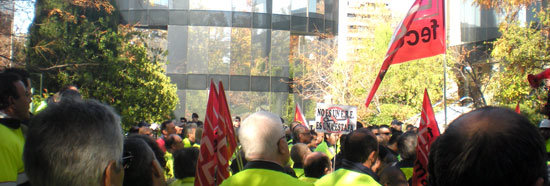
[195,81,220,186]
[412,89,441,186]
[365,0,446,108]
[295,103,307,126]
[216,81,236,184]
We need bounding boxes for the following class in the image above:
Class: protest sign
[314,103,357,134]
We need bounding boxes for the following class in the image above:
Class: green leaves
[26,0,178,129]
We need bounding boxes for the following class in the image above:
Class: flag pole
[443,54,447,127]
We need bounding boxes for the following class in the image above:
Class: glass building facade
[116,0,338,119]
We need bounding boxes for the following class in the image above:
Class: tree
[26,0,178,128]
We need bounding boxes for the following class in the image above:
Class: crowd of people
[1,67,550,186]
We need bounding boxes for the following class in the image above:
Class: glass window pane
[308,17,324,33]
[251,76,270,92]
[230,75,250,91]
[249,92,270,113]
[185,90,208,121]
[170,0,189,9]
[190,0,231,11]
[116,0,129,10]
[149,0,169,8]
[129,0,147,10]
[189,11,231,27]
[174,90,187,120]
[149,10,169,25]
[291,16,307,32]
[273,0,291,15]
[308,0,324,18]
[252,13,271,29]
[208,27,231,74]
[271,30,290,76]
[230,28,251,75]
[169,10,189,25]
[232,0,253,12]
[251,29,270,76]
[167,25,188,74]
[187,26,209,74]
[292,0,308,17]
[272,14,291,30]
[269,92,288,118]
[129,10,148,25]
[253,0,267,13]
[229,91,253,118]
[233,12,252,27]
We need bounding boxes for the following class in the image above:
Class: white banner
[314,103,357,134]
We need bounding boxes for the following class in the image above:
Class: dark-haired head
[428,106,547,186]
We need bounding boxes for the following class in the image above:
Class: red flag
[216,81,236,184]
[515,101,521,114]
[294,103,307,126]
[196,80,220,186]
[365,0,446,108]
[412,89,441,186]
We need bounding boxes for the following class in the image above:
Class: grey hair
[24,99,123,186]
[239,111,285,159]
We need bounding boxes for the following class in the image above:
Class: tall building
[338,0,390,62]
[116,0,338,119]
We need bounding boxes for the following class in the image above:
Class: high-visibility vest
[169,177,194,186]
[314,141,335,160]
[400,167,414,181]
[299,176,318,183]
[315,169,381,186]
[0,123,27,185]
[220,168,313,186]
[294,168,305,178]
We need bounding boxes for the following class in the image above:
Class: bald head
[290,143,311,164]
[303,152,331,178]
[429,107,546,186]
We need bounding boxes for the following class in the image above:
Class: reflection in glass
[251,29,270,76]
[174,90,186,119]
[308,0,324,18]
[167,26,188,74]
[208,27,231,74]
[232,0,253,12]
[149,0,169,8]
[270,92,289,117]
[253,0,267,13]
[271,30,290,76]
[187,26,209,74]
[190,0,231,11]
[249,92,270,113]
[185,90,208,120]
[291,0,307,16]
[230,28,252,75]
[272,0,291,15]
[228,91,253,118]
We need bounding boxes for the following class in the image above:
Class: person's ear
[278,138,288,154]
[103,160,124,186]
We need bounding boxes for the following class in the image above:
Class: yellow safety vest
[169,177,194,186]
[299,176,318,183]
[0,123,27,184]
[220,168,313,186]
[315,169,381,186]
[294,168,305,178]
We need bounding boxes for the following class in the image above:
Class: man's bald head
[303,152,331,178]
[429,107,546,186]
[290,143,311,164]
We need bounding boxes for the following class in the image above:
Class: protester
[171,148,199,186]
[428,107,547,186]
[164,134,185,181]
[292,124,313,145]
[157,120,177,153]
[394,131,416,183]
[291,143,312,178]
[390,119,403,134]
[123,137,166,186]
[139,126,154,138]
[234,116,241,128]
[220,111,312,186]
[300,152,332,183]
[386,131,402,159]
[0,72,31,185]
[24,99,123,186]
[378,125,391,146]
[315,132,338,160]
[183,123,199,148]
[307,130,319,151]
[128,134,167,173]
[316,128,380,185]
[379,166,408,186]
[129,126,140,135]
[190,113,203,127]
